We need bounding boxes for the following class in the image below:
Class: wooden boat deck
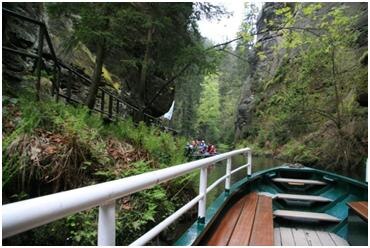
[179,170,368,246]
[274,227,349,246]
[347,201,368,222]
[203,192,274,246]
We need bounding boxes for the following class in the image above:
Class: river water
[192,155,283,206]
[191,155,366,206]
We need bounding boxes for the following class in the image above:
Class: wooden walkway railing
[2,8,177,133]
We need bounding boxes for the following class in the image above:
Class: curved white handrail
[2,147,252,245]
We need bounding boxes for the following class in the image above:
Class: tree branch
[217,49,249,63]
[145,25,323,109]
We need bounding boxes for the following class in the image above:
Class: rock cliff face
[2,3,173,117]
[3,3,45,92]
[235,2,368,140]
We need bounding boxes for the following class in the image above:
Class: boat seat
[274,227,349,246]
[204,192,274,246]
[347,201,368,245]
[274,210,341,222]
[275,193,332,203]
[272,178,327,186]
[347,201,368,222]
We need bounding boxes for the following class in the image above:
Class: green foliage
[102,119,187,167]
[195,74,221,143]
[66,209,98,245]
[278,140,319,164]
[3,91,193,245]
[240,3,367,171]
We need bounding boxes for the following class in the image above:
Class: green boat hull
[175,165,368,246]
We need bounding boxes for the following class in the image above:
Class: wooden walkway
[203,192,274,246]
[274,227,349,246]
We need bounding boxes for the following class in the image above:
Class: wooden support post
[101,90,105,117]
[35,26,44,101]
[108,94,113,119]
[52,63,57,97]
[55,68,60,102]
[116,99,120,119]
[67,70,72,102]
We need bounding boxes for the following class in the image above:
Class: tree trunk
[86,41,106,110]
[331,48,342,130]
[139,26,154,104]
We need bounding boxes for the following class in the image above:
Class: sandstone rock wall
[2,3,173,118]
[235,2,368,140]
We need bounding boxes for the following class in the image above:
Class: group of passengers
[185,139,217,157]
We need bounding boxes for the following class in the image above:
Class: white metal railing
[2,147,252,245]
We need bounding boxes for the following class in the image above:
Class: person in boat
[207,144,217,155]
[184,142,192,157]
[191,140,197,150]
[199,140,207,154]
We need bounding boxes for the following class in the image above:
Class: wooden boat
[2,147,367,246]
[175,164,368,246]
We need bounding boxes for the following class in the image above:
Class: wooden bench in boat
[347,201,368,245]
[274,210,341,222]
[275,193,332,202]
[347,201,368,222]
[204,192,274,246]
[272,178,327,186]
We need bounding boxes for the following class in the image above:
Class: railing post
[116,99,120,120]
[35,26,44,101]
[198,166,208,224]
[55,68,61,102]
[247,150,252,176]
[98,201,116,246]
[225,157,232,195]
[108,94,113,119]
[66,70,72,102]
[100,90,105,117]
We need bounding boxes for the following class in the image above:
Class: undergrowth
[2,92,195,245]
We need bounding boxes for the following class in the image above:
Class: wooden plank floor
[274,227,349,246]
[206,196,248,245]
[204,192,274,246]
[249,195,274,245]
[228,193,258,245]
